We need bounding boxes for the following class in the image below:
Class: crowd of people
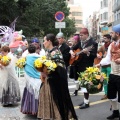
[0,23,120,120]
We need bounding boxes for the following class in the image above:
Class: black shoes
[79,102,90,109]
[71,90,78,96]
[107,110,119,119]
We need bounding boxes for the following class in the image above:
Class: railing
[15,67,24,78]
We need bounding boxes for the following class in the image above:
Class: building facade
[100,0,109,35]
[68,4,84,33]
[107,0,114,33]
[112,0,120,26]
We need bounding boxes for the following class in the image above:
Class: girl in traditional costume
[21,44,41,115]
[37,34,77,120]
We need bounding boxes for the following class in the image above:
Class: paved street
[0,77,118,120]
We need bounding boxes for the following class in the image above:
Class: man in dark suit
[56,32,70,69]
[70,28,98,109]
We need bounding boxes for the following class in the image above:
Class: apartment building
[107,0,114,32]
[68,4,84,33]
[112,0,120,26]
[100,0,109,35]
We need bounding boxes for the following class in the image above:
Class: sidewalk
[0,77,38,120]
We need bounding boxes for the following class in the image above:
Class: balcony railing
[100,19,108,25]
[112,19,120,26]
[112,1,120,12]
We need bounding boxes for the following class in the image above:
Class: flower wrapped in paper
[0,56,11,66]
[34,55,57,74]
[78,67,108,94]
[0,55,2,60]
[16,57,26,68]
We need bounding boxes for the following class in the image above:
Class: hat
[73,35,79,41]
[80,28,89,34]
[112,24,120,33]
[56,32,64,38]
[31,38,39,43]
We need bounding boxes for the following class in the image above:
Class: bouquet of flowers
[78,67,107,94]
[0,55,2,60]
[0,56,11,66]
[16,57,26,68]
[34,56,57,74]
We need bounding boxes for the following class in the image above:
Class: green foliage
[0,0,76,37]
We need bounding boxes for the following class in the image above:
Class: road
[0,77,117,120]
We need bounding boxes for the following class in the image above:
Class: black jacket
[59,42,70,67]
[71,37,98,73]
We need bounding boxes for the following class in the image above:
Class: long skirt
[37,78,61,119]
[1,75,21,105]
[21,73,41,115]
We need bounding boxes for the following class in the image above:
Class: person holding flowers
[0,46,21,106]
[20,44,42,115]
[37,33,77,120]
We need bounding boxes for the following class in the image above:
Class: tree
[0,0,76,37]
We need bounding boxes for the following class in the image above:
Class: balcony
[100,19,108,25]
[112,1,120,12]
[112,19,120,26]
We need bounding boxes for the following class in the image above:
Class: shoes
[107,110,119,119]
[80,103,90,109]
[101,95,107,100]
[71,90,78,96]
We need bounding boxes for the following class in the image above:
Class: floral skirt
[21,73,41,115]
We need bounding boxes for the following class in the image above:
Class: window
[103,12,108,20]
[75,20,83,24]
[71,12,82,16]
[101,14,102,21]
[103,0,108,7]
[76,27,82,32]
[101,1,103,8]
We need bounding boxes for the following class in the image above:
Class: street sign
[55,22,66,28]
[55,11,65,22]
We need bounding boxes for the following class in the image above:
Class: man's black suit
[71,37,98,76]
[59,42,70,67]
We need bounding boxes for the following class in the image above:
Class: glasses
[57,38,61,39]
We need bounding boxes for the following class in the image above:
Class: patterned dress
[37,47,77,120]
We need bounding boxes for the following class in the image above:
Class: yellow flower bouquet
[0,56,11,66]
[78,67,107,94]
[16,57,26,68]
[34,56,57,74]
[0,55,2,60]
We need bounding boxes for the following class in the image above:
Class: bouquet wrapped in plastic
[34,56,57,74]
[0,56,11,66]
[0,55,2,60]
[78,67,108,94]
[16,57,26,68]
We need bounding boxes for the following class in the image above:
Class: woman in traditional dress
[0,46,21,106]
[37,34,77,120]
[21,44,42,115]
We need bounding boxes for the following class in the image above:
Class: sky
[74,0,100,23]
